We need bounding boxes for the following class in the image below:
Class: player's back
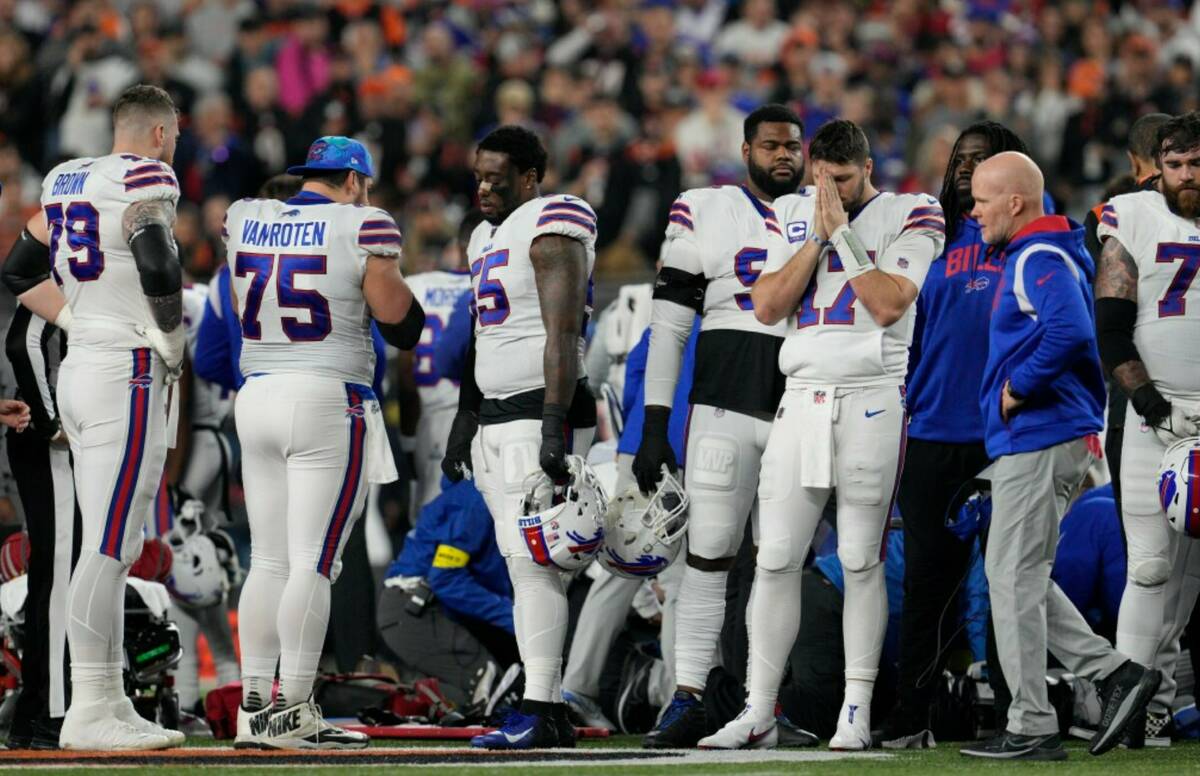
[225,192,401,385]
[466,194,597,399]
[777,191,944,387]
[406,268,473,410]
[41,153,180,352]
[1098,190,1200,400]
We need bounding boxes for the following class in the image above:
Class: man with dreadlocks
[882,122,1041,750]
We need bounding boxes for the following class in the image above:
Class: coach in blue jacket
[962,152,1156,761]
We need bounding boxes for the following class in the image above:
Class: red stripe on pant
[102,349,153,558]
[1188,449,1200,537]
[317,394,367,578]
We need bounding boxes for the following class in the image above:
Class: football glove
[632,405,678,495]
[540,404,570,484]
[442,410,478,483]
[1151,400,1200,447]
[136,323,186,384]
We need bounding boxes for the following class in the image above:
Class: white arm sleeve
[643,298,694,408]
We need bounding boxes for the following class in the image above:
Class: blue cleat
[643,691,708,749]
[470,710,560,749]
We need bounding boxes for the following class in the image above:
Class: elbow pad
[652,267,706,313]
[377,298,426,350]
[1095,297,1140,375]
[130,223,182,297]
[1,229,51,295]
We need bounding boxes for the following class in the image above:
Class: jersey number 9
[45,202,104,281]
[235,251,332,342]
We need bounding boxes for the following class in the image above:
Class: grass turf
[3,735,1198,774]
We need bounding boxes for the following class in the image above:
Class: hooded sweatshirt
[979,215,1105,457]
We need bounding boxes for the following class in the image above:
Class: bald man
[960,153,1159,761]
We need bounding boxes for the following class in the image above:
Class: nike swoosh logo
[503,728,533,743]
[748,726,773,744]
[865,409,886,418]
[1036,272,1055,286]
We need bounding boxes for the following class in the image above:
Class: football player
[702,119,945,750]
[1,84,186,750]
[227,136,423,749]
[632,103,812,748]
[1096,111,1200,744]
[440,126,597,749]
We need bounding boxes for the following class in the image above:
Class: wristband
[54,304,74,333]
[541,403,569,439]
[830,224,874,279]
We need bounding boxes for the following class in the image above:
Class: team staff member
[884,122,1032,749]
[962,152,1157,761]
[377,478,517,707]
[2,295,78,750]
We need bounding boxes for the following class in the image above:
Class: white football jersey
[405,269,473,411]
[182,284,233,427]
[1097,191,1200,400]
[224,193,403,385]
[40,153,180,351]
[767,192,945,387]
[661,184,815,337]
[466,195,598,399]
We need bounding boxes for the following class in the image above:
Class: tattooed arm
[1094,236,1148,395]
[530,233,588,481]
[123,199,182,332]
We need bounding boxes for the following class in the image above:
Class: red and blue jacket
[979,216,1105,457]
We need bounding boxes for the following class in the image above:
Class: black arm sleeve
[1,229,51,295]
[129,223,181,297]
[652,266,707,313]
[1095,297,1142,376]
[4,304,60,439]
[376,298,425,350]
[456,324,483,415]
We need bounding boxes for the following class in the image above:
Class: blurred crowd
[0,0,1198,282]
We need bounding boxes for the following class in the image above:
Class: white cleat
[698,706,778,750]
[254,700,369,750]
[59,702,173,751]
[234,704,275,749]
[829,702,871,751]
[562,689,616,732]
[111,695,185,747]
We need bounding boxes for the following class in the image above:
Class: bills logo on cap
[787,220,808,244]
[307,140,328,161]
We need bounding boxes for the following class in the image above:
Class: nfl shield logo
[814,391,826,405]
[897,257,910,268]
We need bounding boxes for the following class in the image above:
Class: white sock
[507,557,567,703]
[276,569,331,709]
[239,564,287,710]
[70,662,111,707]
[1117,581,1165,668]
[673,564,729,692]
[68,551,126,706]
[746,568,802,719]
[842,563,886,706]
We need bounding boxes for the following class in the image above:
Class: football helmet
[601,467,689,578]
[519,455,608,570]
[1159,436,1200,538]
[164,513,229,608]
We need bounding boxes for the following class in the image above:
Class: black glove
[540,403,570,484]
[441,411,478,483]
[632,405,678,495]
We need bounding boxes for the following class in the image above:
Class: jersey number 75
[235,251,332,342]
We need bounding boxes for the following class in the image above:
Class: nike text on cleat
[248,700,368,750]
[235,704,275,749]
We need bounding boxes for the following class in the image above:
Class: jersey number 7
[235,251,332,341]
[1156,242,1200,318]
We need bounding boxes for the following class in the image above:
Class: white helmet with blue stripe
[519,456,608,570]
[1159,437,1200,538]
[600,467,688,579]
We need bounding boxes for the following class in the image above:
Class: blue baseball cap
[287,136,376,178]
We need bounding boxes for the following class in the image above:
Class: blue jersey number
[45,202,104,281]
[414,313,444,386]
[796,250,876,328]
[1156,242,1200,318]
[472,249,511,326]
[235,252,332,342]
[733,247,768,310]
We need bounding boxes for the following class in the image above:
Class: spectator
[673,69,745,189]
[49,22,137,159]
[274,6,331,118]
[0,29,45,168]
[177,91,264,202]
[241,66,288,175]
[412,22,477,143]
[713,0,789,69]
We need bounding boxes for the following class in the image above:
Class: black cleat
[1090,661,1161,755]
[553,703,577,748]
[30,717,63,751]
[643,691,708,749]
[960,732,1067,760]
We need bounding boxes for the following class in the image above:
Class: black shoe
[553,704,577,748]
[1090,661,1161,755]
[960,732,1067,760]
[643,691,708,749]
[775,711,819,748]
[29,717,62,750]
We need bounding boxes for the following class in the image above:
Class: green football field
[3,736,1199,775]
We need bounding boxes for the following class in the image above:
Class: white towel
[798,386,836,488]
[363,397,399,484]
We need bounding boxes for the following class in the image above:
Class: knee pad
[248,552,290,579]
[838,543,882,574]
[1129,557,1171,588]
[757,537,806,574]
